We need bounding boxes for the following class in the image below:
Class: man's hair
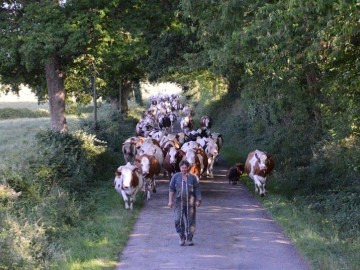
[179,160,190,168]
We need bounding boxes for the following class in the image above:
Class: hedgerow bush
[0,180,63,270]
[0,108,49,119]
[295,135,360,240]
[0,104,138,269]
[80,103,137,153]
[33,130,108,194]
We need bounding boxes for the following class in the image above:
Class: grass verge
[51,186,143,270]
[239,176,360,270]
[0,108,142,269]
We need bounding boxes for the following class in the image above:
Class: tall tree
[101,0,179,112]
[0,0,110,132]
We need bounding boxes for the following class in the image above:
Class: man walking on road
[168,160,201,246]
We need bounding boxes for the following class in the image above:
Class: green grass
[51,186,143,270]
[220,137,360,270]
[261,193,360,270]
[236,172,360,270]
[0,101,49,111]
[0,110,140,269]
[0,107,49,119]
[0,116,82,168]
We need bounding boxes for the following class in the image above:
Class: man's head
[180,160,190,174]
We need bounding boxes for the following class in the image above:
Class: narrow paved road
[116,163,312,270]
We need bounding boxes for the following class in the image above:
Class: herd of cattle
[114,93,274,210]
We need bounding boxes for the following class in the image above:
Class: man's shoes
[186,236,194,246]
[179,236,186,246]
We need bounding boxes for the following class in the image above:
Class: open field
[0,86,49,111]
[0,117,82,169]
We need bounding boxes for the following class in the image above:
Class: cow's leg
[254,176,266,196]
[259,182,266,197]
[207,157,212,178]
[129,197,134,210]
[253,176,260,194]
[121,191,130,209]
[152,178,157,193]
[208,159,214,178]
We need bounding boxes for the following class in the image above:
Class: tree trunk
[120,79,131,114]
[227,75,240,97]
[305,64,321,123]
[91,75,98,128]
[45,57,68,132]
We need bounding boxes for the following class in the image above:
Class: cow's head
[255,151,274,174]
[185,150,196,166]
[168,147,178,164]
[114,168,122,188]
[255,152,267,171]
[139,156,150,175]
[120,166,137,191]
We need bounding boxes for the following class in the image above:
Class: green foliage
[306,189,360,240]
[80,104,136,153]
[183,4,359,253]
[263,194,360,270]
[33,129,108,194]
[0,103,138,269]
[50,186,142,270]
[0,108,49,119]
[0,209,57,270]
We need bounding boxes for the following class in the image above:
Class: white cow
[137,142,164,166]
[181,141,201,152]
[203,138,219,178]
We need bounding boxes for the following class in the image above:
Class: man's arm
[168,191,174,208]
[193,176,201,207]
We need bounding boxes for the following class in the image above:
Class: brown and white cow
[136,136,161,149]
[168,112,177,132]
[183,149,202,181]
[244,150,274,197]
[137,141,164,166]
[134,154,161,200]
[195,147,208,178]
[122,137,137,163]
[200,115,213,130]
[180,115,194,135]
[114,162,144,210]
[163,147,185,179]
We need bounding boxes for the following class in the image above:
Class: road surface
[116,161,312,270]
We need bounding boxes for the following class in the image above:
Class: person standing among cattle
[168,160,201,246]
